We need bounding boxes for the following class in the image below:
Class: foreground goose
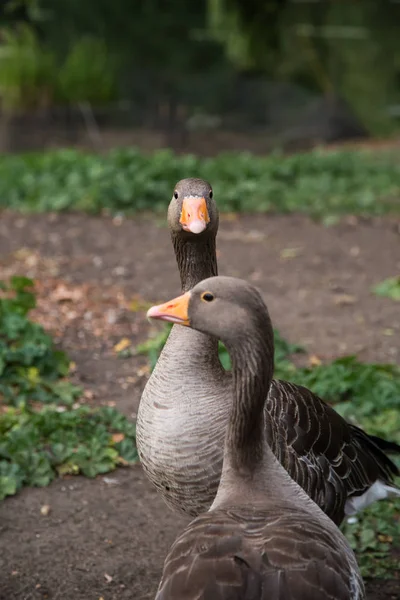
[149,276,365,600]
[137,178,400,525]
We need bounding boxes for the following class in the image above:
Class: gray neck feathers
[225,315,274,473]
[172,233,218,293]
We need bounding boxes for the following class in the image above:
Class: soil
[0,210,399,600]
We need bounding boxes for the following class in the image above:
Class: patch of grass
[0,147,399,218]
[139,323,400,577]
[342,500,400,580]
[0,277,138,501]
[373,276,400,301]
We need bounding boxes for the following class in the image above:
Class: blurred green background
[0,0,400,154]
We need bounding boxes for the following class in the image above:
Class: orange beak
[179,196,210,234]
[147,291,191,326]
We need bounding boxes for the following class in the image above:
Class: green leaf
[10,276,35,292]
[115,438,139,463]
[0,461,24,500]
[25,452,55,487]
[373,276,400,301]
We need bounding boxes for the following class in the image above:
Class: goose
[148,276,365,600]
[136,178,400,525]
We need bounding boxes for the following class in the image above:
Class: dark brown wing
[266,379,399,525]
[156,507,364,600]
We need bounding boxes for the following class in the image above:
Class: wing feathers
[268,379,400,523]
[156,508,364,600]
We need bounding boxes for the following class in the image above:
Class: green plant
[0,276,80,407]
[0,277,138,500]
[373,276,400,301]
[0,147,399,217]
[0,404,138,500]
[0,24,117,112]
[342,499,400,579]
[57,36,117,105]
[0,24,57,112]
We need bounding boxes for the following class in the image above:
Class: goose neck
[172,234,218,293]
[225,321,274,473]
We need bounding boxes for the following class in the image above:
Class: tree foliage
[1,0,399,132]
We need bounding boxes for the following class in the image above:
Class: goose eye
[174,191,178,199]
[201,292,214,303]
[209,191,213,199]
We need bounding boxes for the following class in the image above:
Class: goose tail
[366,435,400,455]
[345,480,400,515]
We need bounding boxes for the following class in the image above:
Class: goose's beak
[180,196,210,234]
[147,291,191,326]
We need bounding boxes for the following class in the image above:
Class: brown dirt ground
[0,210,399,600]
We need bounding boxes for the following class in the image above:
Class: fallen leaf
[26,254,39,267]
[57,463,79,476]
[280,247,302,260]
[113,338,131,353]
[104,573,113,583]
[309,354,322,367]
[13,247,31,259]
[111,433,125,444]
[51,284,83,303]
[83,389,94,400]
[136,365,150,377]
[383,328,394,336]
[40,504,51,516]
[333,294,356,306]
[378,534,393,543]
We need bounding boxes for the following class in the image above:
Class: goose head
[167,178,219,238]
[147,275,274,355]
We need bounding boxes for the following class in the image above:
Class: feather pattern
[156,508,364,600]
[153,276,365,599]
[137,178,400,525]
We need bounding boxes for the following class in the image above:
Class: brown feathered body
[152,276,365,600]
[156,507,363,600]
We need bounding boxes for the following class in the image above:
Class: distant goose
[137,178,400,525]
[149,276,365,600]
